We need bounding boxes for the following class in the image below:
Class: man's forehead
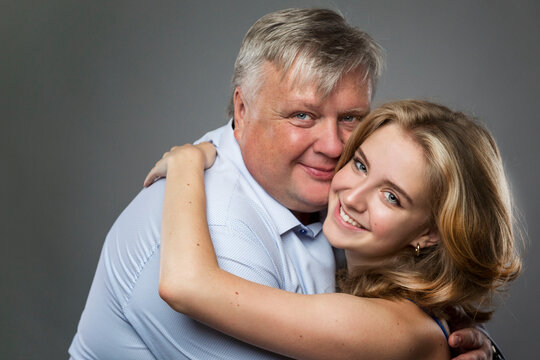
[263,60,371,98]
[282,70,371,111]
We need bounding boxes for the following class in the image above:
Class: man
[70,8,494,359]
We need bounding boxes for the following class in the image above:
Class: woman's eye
[383,191,400,206]
[353,159,367,173]
[295,113,311,120]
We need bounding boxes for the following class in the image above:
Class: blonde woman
[147,100,520,359]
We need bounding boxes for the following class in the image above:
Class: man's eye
[342,115,357,123]
[353,158,367,173]
[383,191,400,206]
[295,113,311,120]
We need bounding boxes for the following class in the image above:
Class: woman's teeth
[339,206,361,228]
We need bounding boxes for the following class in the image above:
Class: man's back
[69,123,335,359]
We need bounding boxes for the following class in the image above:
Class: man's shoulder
[117,155,276,238]
[114,179,165,230]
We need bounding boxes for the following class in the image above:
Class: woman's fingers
[143,142,217,187]
[143,161,166,187]
[196,142,217,169]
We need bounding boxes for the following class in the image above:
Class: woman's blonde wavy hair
[337,100,522,322]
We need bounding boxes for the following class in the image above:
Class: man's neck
[292,211,320,226]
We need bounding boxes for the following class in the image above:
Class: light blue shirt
[69,121,336,359]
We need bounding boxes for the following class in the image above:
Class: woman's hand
[143,142,217,187]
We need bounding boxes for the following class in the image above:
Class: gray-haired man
[70,8,494,359]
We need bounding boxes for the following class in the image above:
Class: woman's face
[323,123,437,269]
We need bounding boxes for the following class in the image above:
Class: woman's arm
[151,144,448,360]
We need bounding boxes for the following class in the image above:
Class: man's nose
[313,119,344,158]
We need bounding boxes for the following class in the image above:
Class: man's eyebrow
[356,147,414,206]
[339,107,370,118]
[342,108,369,115]
[285,99,321,112]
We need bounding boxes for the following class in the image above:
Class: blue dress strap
[430,314,449,340]
[407,299,449,340]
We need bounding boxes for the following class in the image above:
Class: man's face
[233,62,372,214]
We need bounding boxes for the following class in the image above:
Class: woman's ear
[411,226,440,250]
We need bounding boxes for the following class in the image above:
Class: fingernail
[454,335,461,346]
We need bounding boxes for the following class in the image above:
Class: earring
[415,243,420,257]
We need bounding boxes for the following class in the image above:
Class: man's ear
[411,226,440,250]
[233,87,247,141]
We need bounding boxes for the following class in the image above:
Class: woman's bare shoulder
[327,295,450,360]
[372,298,451,360]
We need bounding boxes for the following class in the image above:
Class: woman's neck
[344,250,388,273]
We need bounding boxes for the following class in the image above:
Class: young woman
[146,100,521,359]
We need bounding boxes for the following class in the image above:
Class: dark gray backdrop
[3,1,538,359]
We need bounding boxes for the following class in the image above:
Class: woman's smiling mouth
[338,205,368,230]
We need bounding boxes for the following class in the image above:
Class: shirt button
[299,229,307,235]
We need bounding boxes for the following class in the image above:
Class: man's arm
[69,184,168,360]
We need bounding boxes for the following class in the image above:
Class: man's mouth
[300,164,335,181]
[339,205,367,230]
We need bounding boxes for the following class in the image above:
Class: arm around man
[69,122,335,359]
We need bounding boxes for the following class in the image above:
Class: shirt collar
[293,221,323,238]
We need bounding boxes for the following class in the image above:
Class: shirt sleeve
[69,183,164,360]
[120,181,286,359]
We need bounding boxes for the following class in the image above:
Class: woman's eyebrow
[356,148,370,168]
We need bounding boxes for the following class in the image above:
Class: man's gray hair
[227,8,385,118]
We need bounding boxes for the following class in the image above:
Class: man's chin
[274,182,330,213]
[302,185,331,208]
[289,193,329,214]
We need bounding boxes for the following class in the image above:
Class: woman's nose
[342,182,369,213]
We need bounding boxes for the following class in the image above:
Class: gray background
[2,1,538,358]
